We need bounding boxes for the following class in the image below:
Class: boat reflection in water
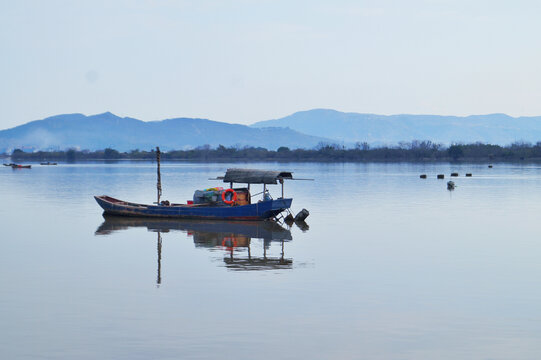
[95,216,304,282]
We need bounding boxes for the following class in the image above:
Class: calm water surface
[1,162,541,359]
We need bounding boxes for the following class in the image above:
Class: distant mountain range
[0,112,329,153]
[253,109,541,145]
[2,109,541,153]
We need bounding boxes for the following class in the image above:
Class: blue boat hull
[94,195,292,220]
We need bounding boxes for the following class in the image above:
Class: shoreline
[4,157,541,164]
[5,143,541,163]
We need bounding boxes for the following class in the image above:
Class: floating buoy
[420,174,427,179]
[447,181,455,190]
[437,174,445,179]
[451,172,459,177]
[466,173,472,177]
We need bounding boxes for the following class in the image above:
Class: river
[1,162,541,359]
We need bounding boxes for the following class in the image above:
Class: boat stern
[260,198,292,219]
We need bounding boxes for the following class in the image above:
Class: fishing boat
[11,164,31,169]
[95,168,306,221]
[40,162,57,165]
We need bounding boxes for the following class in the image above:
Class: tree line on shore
[7,141,541,162]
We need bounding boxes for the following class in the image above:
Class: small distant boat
[40,162,57,165]
[95,168,307,221]
[3,163,14,167]
[11,164,31,169]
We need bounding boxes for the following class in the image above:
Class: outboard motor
[294,208,310,222]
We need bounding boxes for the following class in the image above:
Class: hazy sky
[1,0,541,129]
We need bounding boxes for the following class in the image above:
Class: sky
[1,0,541,130]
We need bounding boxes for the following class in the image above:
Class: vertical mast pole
[156,146,162,204]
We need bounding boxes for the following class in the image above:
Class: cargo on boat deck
[193,187,250,206]
[193,188,223,204]
[234,189,250,206]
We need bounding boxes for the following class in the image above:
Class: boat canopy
[220,168,294,185]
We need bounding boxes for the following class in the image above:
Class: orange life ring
[222,237,238,248]
[221,189,237,205]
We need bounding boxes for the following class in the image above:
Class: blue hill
[0,112,329,152]
[252,109,541,145]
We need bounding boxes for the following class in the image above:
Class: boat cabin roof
[218,168,294,185]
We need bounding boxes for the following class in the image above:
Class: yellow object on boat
[203,187,224,192]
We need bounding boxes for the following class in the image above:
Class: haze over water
[1,161,541,359]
